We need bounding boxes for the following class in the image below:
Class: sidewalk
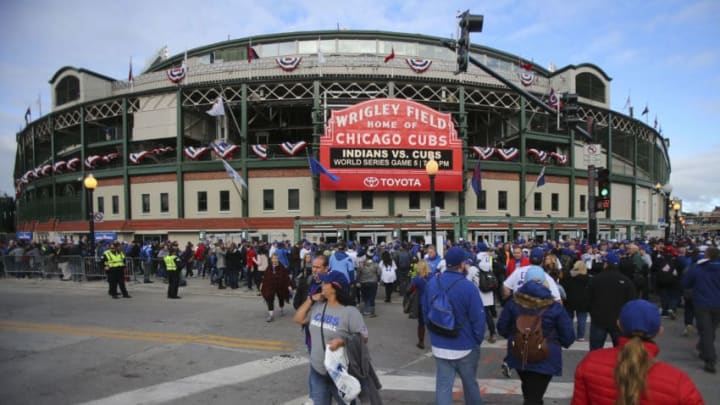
[0,274,264,298]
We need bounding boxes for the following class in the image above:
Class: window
[55,75,80,106]
[219,190,230,211]
[476,190,487,210]
[160,193,169,213]
[288,189,299,211]
[534,192,542,211]
[112,195,119,214]
[436,192,445,209]
[335,191,348,210]
[141,194,150,213]
[575,72,606,103]
[580,195,587,212]
[97,196,104,214]
[409,192,420,210]
[197,191,207,212]
[498,191,508,211]
[551,193,559,212]
[263,189,275,211]
[361,191,373,210]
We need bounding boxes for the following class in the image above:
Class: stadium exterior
[13,30,671,246]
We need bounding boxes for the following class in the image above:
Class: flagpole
[221,86,245,144]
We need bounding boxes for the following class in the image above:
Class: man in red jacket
[505,246,530,277]
[572,299,704,404]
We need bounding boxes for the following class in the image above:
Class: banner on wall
[319,99,463,191]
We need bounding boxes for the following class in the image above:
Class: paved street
[0,276,717,404]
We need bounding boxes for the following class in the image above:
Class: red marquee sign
[319,99,463,191]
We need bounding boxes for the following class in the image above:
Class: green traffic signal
[600,188,609,197]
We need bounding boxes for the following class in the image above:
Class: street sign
[583,144,602,164]
[93,212,104,223]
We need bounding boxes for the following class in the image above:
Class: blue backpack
[426,277,464,337]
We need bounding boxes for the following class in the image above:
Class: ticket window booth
[516,230,547,243]
[356,231,392,246]
[473,231,508,245]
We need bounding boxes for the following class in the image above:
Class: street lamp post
[673,202,681,237]
[83,174,98,258]
[425,159,439,247]
[656,183,673,241]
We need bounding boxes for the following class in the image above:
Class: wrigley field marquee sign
[319,98,463,191]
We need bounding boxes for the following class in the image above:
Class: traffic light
[562,93,580,124]
[595,167,610,211]
[456,11,483,73]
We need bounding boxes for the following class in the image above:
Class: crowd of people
[2,233,718,404]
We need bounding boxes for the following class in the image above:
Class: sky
[1,0,718,213]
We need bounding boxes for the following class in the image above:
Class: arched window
[575,72,605,103]
[55,76,80,106]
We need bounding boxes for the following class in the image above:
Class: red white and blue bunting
[210,141,239,159]
[496,147,520,161]
[66,157,81,171]
[167,64,187,84]
[85,155,103,169]
[129,151,151,164]
[470,146,568,166]
[150,146,174,155]
[471,146,495,160]
[280,141,308,156]
[183,146,210,160]
[405,58,432,73]
[40,164,53,176]
[251,144,268,160]
[527,148,548,163]
[53,161,67,174]
[275,56,302,72]
[518,71,536,87]
[550,152,568,166]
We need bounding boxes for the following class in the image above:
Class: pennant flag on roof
[248,44,259,63]
[384,47,395,63]
[641,104,649,116]
[309,157,339,182]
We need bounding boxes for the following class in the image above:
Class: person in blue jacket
[497,266,575,405]
[422,246,486,405]
[682,246,720,374]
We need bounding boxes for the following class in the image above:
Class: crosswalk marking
[77,355,309,405]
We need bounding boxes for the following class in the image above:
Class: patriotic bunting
[85,155,103,169]
[275,56,302,72]
[102,152,120,163]
[150,146,174,155]
[405,58,432,73]
[184,146,210,160]
[129,151,151,164]
[496,148,520,161]
[280,141,308,156]
[66,158,81,171]
[548,89,563,110]
[40,164,53,176]
[251,144,268,160]
[518,71,536,87]
[53,161,67,174]
[210,141,239,159]
[167,65,187,84]
[527,148,548,163]
[550,152,568,166]
[471,146,495,160]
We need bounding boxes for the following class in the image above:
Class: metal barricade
[83,256,106,281]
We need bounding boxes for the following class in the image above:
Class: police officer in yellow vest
[103,241,130,299]
[165,243,182,299]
